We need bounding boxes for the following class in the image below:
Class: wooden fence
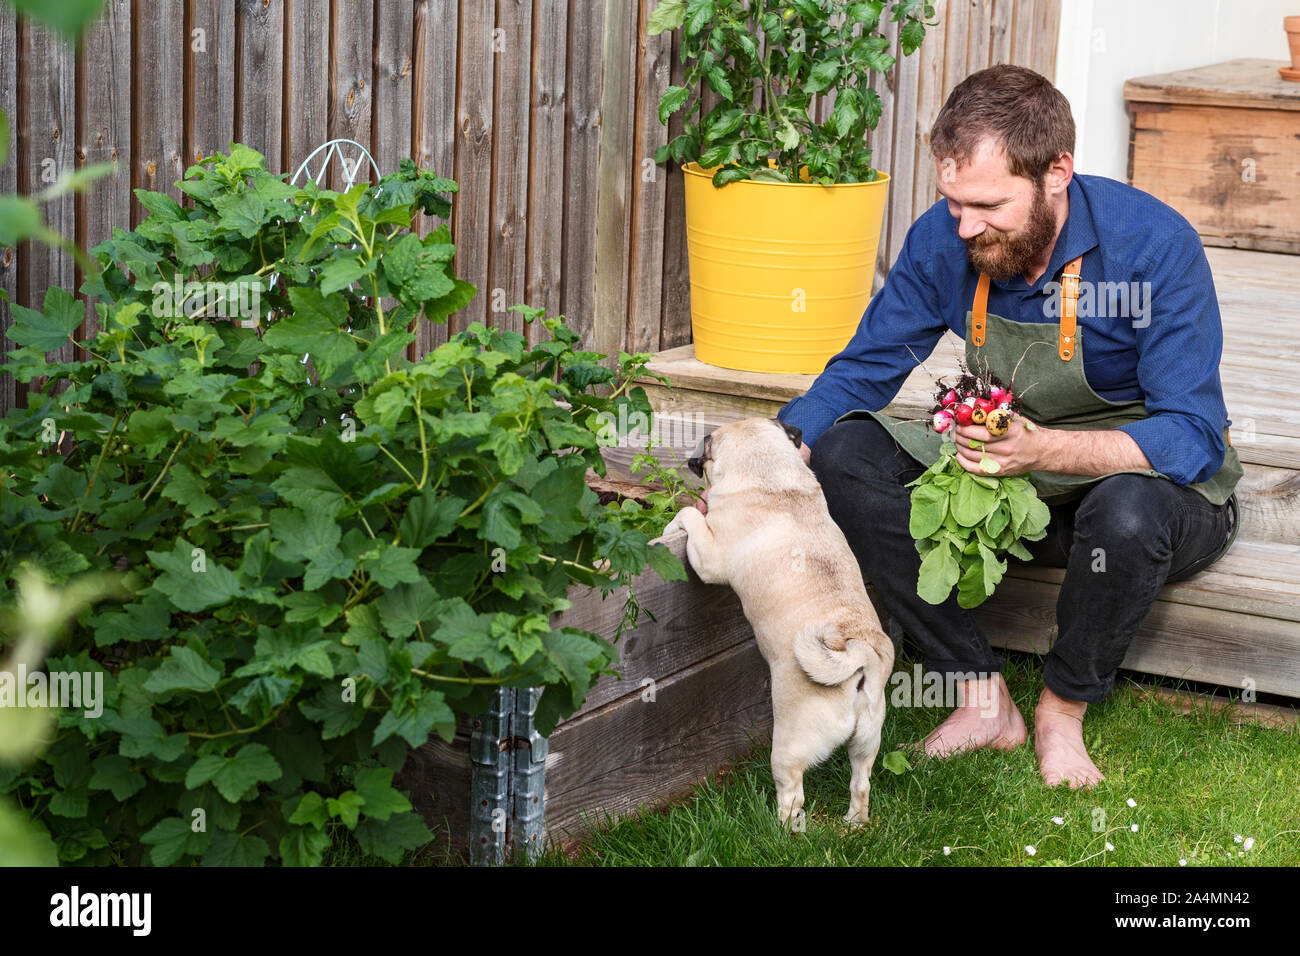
[0,0,1059,414]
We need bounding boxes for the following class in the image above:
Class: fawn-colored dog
[664,418,895,825]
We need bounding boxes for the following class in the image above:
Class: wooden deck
[628,246,1300,698]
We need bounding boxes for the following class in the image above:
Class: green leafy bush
[649,0,935,185]
[0,145,683,865]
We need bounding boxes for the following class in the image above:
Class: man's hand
[952,417,1048,476]
[953,418,1153,477]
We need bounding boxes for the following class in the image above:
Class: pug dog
[663,418,895,825]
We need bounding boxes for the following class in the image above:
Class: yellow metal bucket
[682,161,890,374]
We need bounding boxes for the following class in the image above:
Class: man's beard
[965,179,1059,283]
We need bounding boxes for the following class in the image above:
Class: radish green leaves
[907,441,1050,608]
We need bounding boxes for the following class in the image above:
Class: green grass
[531,652,1300,867]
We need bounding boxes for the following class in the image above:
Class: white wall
[1054,0,1297,182]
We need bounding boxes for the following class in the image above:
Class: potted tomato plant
[650,0,934,374]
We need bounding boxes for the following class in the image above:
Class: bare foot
[1034,687,1104,789]
[915,673,1027,758]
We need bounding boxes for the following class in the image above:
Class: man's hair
[929,64,1075,181]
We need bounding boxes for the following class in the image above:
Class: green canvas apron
[835,254,1243,562]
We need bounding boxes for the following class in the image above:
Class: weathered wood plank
[135,0,186,216]
[990,0,1013,65]
[1132,686,1300,732]
[0,7,18,415]
[371,0,414,178]
[974,575,1300,698]
[560,0,604,349]
[1031,0,1059,81]
[189,0,237,164]
[22,19,77,367]
[395,717,474,859]
[523,0,566,344]
[543,637,773,848]
[78,0,131,342]
[284,0,330,177]
[1233,465,1300,546]
[1128,103,1300,255]
[965,0,992,75]
[868,14,899,279]
[658,22,691,349]
[329,0,374,187]
[487,0,531,337]
[1008,538,1300,625]
[625,0,670,355]
[1008,0,1034,68]
[1123,59,1300,112]
[592,0,636,359]
[411,0,456,358]
[911,0,948,220]
[450,0,492,334]
[235,0,284,171]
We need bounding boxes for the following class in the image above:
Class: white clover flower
[1234,834,1243,843]
[1244,838,1255,852]
[1126,798,1137,808]
[1025,845,1037,856]
[1131,823,1139,832]
[1179,859,1187,866]
[943,846,951,856]
[1051,816,1064,825]
[1105,842,1114,852]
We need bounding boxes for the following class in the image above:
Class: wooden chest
[1124,59,1300,254]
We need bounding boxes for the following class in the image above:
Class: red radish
[997,400,1012,410]
[932,410,954,433]
[975,397,996,414]
[962,396,977,408]
[954,404,974,425]
[990,386,1009,404]
[941,390,958,408]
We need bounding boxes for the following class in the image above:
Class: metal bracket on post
[469,688,512,866]
[510,687,547,862]
[468,686,547,865]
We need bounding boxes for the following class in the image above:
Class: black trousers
[810,417,1238,703]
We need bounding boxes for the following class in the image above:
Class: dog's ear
[775,419,803,448]
[687,432,713,478]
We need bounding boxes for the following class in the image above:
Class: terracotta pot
[1287,16,1300,70]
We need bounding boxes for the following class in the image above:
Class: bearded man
[774,64,1242,788]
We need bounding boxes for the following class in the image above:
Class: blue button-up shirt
[777,173,1232,485]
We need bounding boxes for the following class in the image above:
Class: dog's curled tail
[793,623,877,686]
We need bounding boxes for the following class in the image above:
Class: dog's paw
[662,509,690,537]
[842,808,870,827]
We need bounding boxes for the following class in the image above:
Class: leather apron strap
[970,255,1085,360]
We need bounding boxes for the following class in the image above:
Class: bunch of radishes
[929,370,1019,438]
